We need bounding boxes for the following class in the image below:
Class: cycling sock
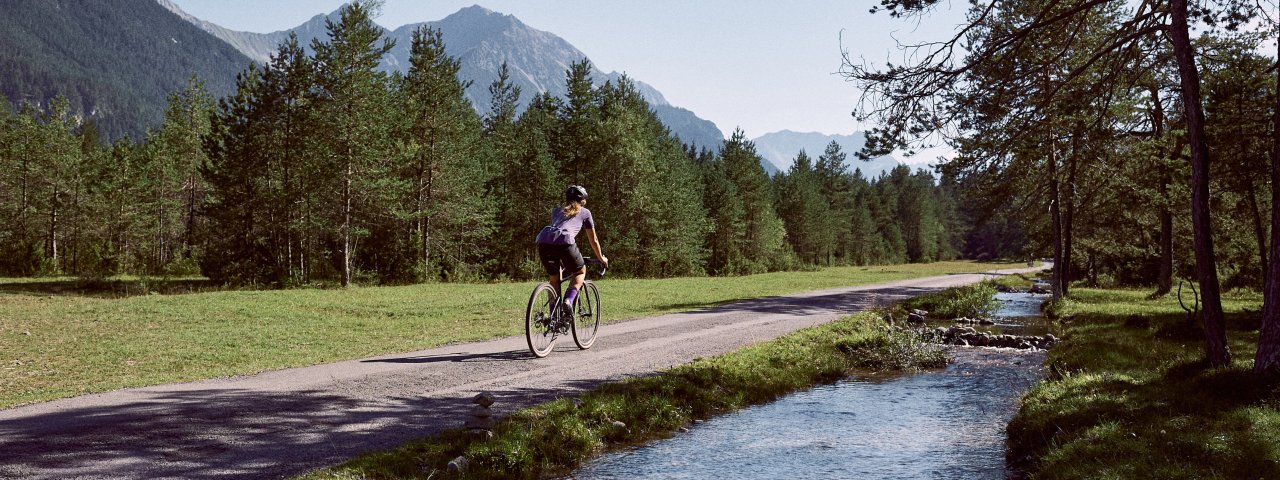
[563,286,579,306]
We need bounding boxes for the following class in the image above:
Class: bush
[837,326,948,370]
[904,282,1000,319]
[0,239,45,276]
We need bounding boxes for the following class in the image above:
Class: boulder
[472,392,496,407]
[470,405,493,418]
[907,313,926,324]
[447,456,469,474]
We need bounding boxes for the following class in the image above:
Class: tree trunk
[1255,27,1280,375]
[1049,135,1064,301]
[1063,134,1078,298]
[48,187,58,264]
[1151,86,1174,296]
[1170,0,1230,367]
[184,174,197,258]
[342,155,353,288]
[1246,176,1268,284]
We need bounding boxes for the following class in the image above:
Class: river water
[572,293,1049,480]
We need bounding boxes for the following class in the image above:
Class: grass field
[1007,287,1280,479]
[0,261,1015,409]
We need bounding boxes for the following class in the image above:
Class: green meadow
[1008,288,1280,479]
[0,260,1012,408]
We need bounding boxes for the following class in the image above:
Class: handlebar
[583,257,608,278]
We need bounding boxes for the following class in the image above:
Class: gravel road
[0,267,1041,479]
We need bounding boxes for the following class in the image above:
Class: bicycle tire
[572,280,600,349]
[526,282,558,358]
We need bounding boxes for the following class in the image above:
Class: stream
[572,292,1050,479]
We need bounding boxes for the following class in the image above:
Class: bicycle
[525,257,606,358]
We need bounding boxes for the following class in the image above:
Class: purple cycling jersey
[535,207,595,245]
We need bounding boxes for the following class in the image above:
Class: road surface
[0,267,1041,479]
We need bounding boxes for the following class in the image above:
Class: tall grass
[902,281,1001,318]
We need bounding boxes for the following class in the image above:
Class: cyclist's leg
[568,268,586,291]
[559,244,587,308]
[537,243,565,298]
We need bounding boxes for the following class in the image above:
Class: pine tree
[717,130,790,272]
[154,75,215,267]
[777,150,833,264]
[394,25,490,282]
[311,1,395,287]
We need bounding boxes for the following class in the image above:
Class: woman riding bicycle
[535,185,609,317]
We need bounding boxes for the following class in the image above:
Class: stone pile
[466,392,497,434]
[932,326,1057,350]
[906,309,928,324]
[447,392,498,475]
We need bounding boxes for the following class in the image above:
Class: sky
[168,1,969,161]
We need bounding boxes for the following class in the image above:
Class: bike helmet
[565,185,588,202]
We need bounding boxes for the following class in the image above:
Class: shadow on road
[362,350,530,364]
[0,378,607,479]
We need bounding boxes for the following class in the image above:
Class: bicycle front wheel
[526,282,558,358]
[572,280,600,349]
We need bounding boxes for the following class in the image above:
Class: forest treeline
[847,0,1280,370]
[0,3,964,286]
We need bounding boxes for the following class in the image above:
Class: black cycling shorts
[537,243,585,278]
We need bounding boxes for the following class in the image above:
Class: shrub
[904,282,1000,319]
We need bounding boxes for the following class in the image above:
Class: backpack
[536,212,573,244]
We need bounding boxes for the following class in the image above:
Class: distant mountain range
[751,130,908,178]
[159,2,726,151]
[2,0,901,175]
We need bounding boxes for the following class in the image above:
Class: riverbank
[0,261,1018,408]
[1007,288,1280,478]
[299,311,946,479]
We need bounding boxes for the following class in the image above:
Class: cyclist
[535,185,609,319]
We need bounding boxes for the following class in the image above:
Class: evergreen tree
[816,141,854,264]
[717,130,790,272]
[261,33,318,284]
[392,25,490,282]
[493,92,560,279]
[776,150,833,264]
[310,1,395,287]
[153,75,215,268]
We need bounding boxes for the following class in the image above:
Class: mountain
[0,0,251,139]
[164,3,725,151]
[752,130,907,179]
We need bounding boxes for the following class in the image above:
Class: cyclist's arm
[584,228,608,268]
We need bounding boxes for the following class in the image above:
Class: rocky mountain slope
[162,3,725,150]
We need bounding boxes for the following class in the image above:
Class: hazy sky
[169,1,967,151]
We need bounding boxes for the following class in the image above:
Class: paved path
[0,267,1042,479]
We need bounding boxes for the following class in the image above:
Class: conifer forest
[0,4,968,286]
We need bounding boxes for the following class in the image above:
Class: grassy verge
[299,312,944,479]
[0,260,1012,409]
[1006,287,1280,479]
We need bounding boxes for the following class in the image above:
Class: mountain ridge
[751,130,907,179]
[0,0,251,139]
[161,2,725,149]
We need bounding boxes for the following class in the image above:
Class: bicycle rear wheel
[526,282,558,357]
[572,280,600,349]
